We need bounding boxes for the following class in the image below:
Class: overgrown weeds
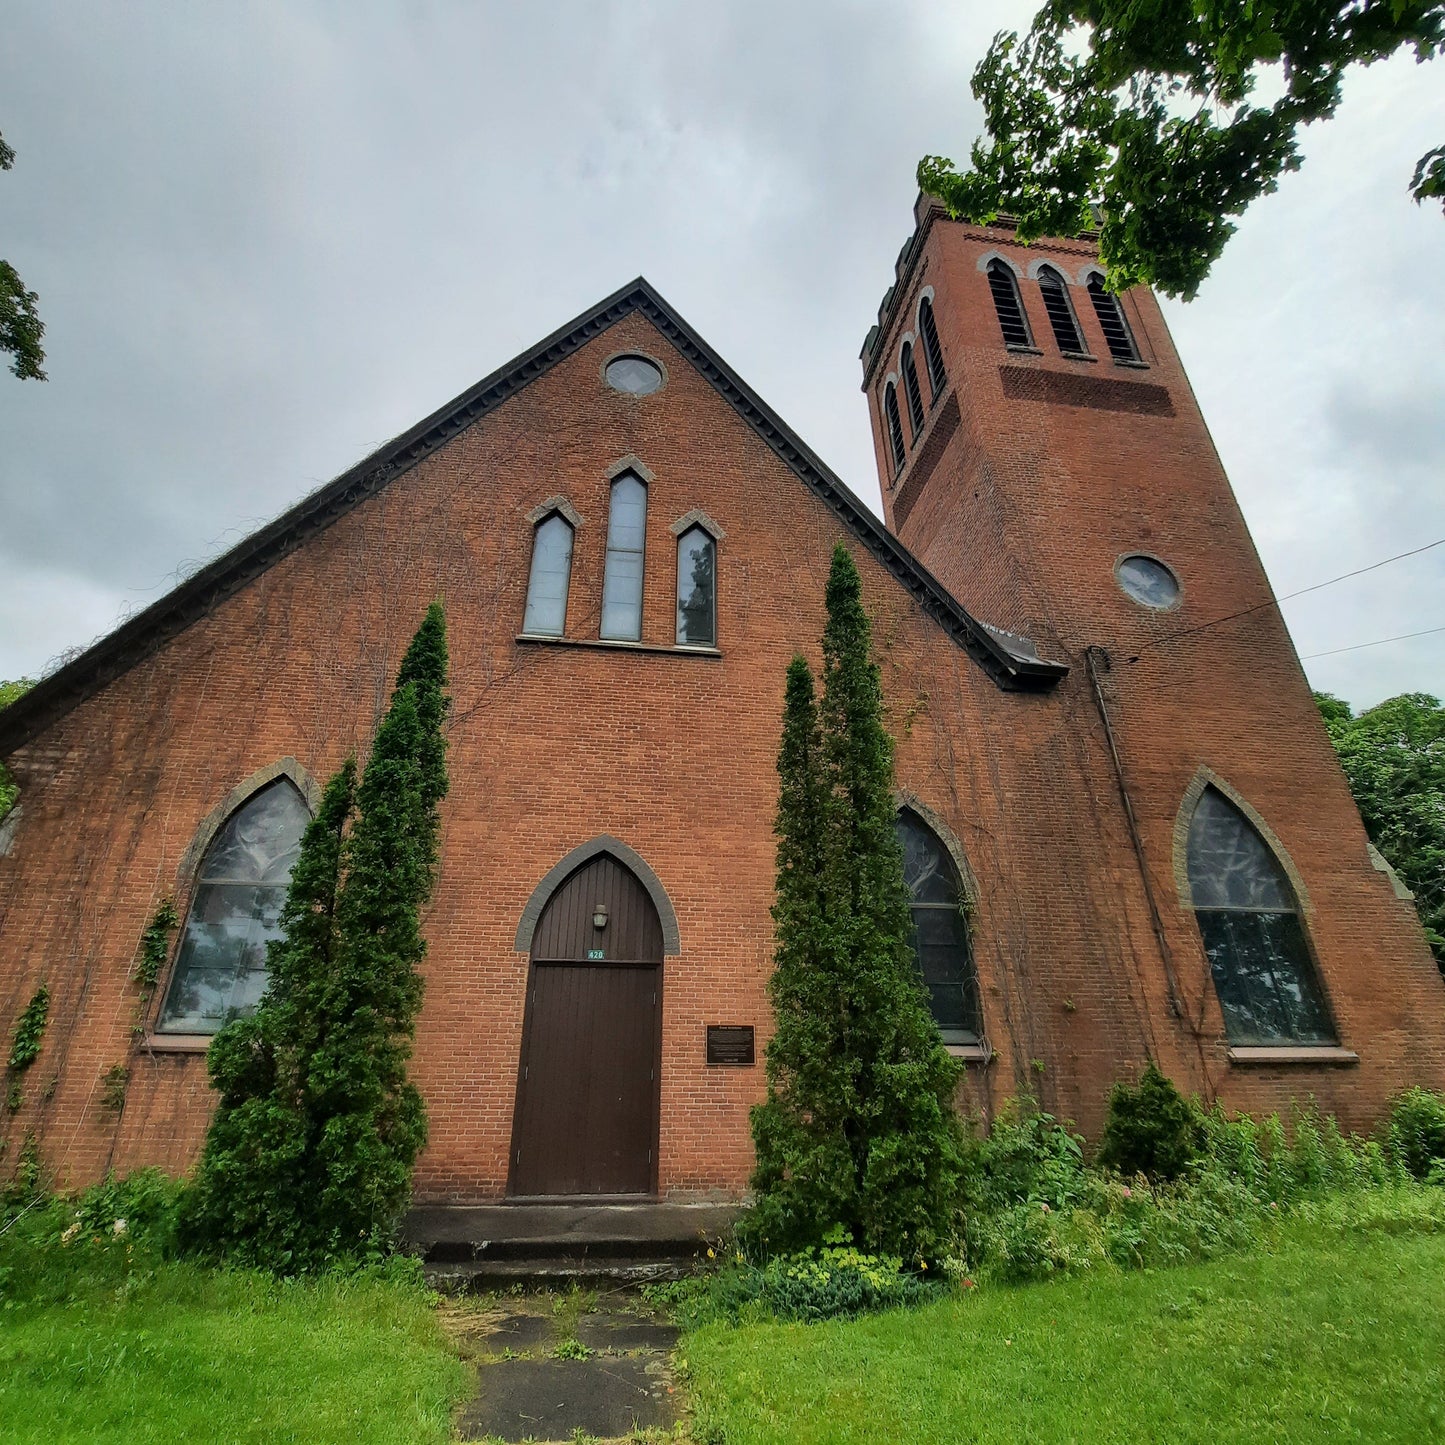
[689,1077,1445,1317]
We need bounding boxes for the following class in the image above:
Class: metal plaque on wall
[706,1025,755,1066]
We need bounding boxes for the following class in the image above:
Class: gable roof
[0,279,1065,754]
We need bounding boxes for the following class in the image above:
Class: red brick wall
[2,276,1443,1204]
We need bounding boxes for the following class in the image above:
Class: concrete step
[425,1255,694,1290]
[403,1200,742,1285]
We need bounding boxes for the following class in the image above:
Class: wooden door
[508,855,663,1197]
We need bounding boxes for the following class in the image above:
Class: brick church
[2,195,1442,1204]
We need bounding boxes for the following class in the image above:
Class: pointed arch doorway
[508,853,663,1197]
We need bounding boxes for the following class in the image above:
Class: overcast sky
[2,3,1442,710]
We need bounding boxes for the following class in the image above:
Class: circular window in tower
[604,354,665,396]
[1116,554,1181,610]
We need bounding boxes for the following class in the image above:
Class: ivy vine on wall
[5,984,50,1115]
[100,1064,130,1113]
[7,985,49,1072]
[135,899,179,994]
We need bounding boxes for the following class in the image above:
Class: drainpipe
[1085,645,1184,1020]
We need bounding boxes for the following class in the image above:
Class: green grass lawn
[5,1203,1443,1444]
[0,1249,469,1444]
[683,1224,1445,1444]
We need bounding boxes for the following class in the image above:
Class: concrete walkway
[444,1288,683,1443]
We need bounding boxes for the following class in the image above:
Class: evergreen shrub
[1096,1061,1205,1182]
[744,544,965,1265]
[181,603,449,1271]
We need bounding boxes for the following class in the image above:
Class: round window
[604,354,664,396]
[1116,554,1180,610]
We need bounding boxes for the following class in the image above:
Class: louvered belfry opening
[1088,274,1141,362]
[884,382,907,473]
[919,296,946,395]
[509,853,663,1197]
[1038,266,1086,354]
[901,341,926,437]
[986,260,1031,348]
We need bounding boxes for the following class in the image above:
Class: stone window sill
[946,1042,992,1062]
[1060,351,1097,364]
[1113,358,1151,370]
[1227,1045,1359,1066]
[141,1033,212,1054]
[516,634,721,658]
[1005,344,1042,356]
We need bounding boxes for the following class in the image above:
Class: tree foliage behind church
[182,604,449,1270]
[919,1,1444,300]
[1317,690,1445,971]
[746,544,965,1264]
[1,132,45,381]
[0,679,33,823]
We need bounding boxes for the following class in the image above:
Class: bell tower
[860,193,1248,656]
[860,196,1445,1120]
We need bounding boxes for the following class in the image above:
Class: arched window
[158,778,312,1034]
[676,526,716,646]
[883,383,906,475]
[986,260,1032,348]
[896,809,982,1045]
[1087,274,1141,362]
[900,342,925,438]
[1186,787,1335,1046]
[523,511,574,637]
[601,472,647,641]
[919,296,946,395]
[1037,266,1086,354]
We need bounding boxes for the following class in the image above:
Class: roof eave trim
[0,278,655,754]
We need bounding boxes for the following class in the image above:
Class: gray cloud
[2,4,1442,711]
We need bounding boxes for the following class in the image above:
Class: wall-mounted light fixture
[592,903,609,931]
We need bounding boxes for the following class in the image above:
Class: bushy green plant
[961,1099,1087,1214]
[1387,1087,1445,1182]
[1096,1062,1204,1182]
[72,1168,185,1250]
[660,1232,940,1326]
[746,545,964,1264]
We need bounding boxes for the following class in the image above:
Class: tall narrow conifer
[746,545,964,1262]
[183,603,449,1270]
[182,758,358,1265]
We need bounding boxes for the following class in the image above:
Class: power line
[1300,625,1445,661]
[1127,534,1445,663]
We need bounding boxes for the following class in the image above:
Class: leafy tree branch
[920,2,1444,298]
[1,132,46,380]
